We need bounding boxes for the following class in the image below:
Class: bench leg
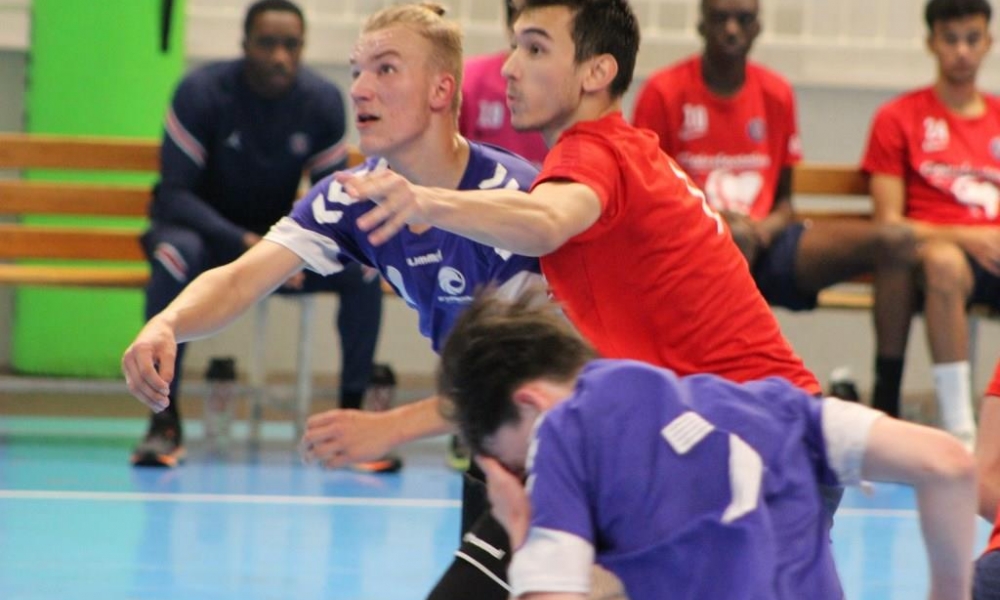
[294,295,317,440]
[248,300,269,445]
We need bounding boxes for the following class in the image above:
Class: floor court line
[0,490,915,518]
[0,489,462,508]
[0,489,926,520]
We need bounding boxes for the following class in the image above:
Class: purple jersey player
[122,3,542,469]
[266,145,540,352]
[437,289,976,600]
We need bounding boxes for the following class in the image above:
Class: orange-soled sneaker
[130,419,186,468]
[350,454,404,474]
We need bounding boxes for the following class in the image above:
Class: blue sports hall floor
[0,407,991,599]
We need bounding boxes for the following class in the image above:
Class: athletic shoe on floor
[350,454,404,474]
[130,416,185,468]
[447,435,470,472]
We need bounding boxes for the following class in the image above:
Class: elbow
[521,211,580,256]
[526,228,569,256]
[923,436,977,488]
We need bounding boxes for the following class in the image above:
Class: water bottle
[364,363,397,413]
[204,357,237,452]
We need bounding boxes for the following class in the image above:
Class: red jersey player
[633,0,917,417]
[340,0,819,394]
[862,0,1000,448]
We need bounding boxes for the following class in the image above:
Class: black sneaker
[131,416,186,468]
[827,379,861,402]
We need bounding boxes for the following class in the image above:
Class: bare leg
[919,240,977,445]
[795,219,917,412]
[920,241,974,364]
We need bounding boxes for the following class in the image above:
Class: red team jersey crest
[633,56,801,220]
[862,87,1000,225]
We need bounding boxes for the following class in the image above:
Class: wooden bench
[0,132,372,439]
[792,163,997,362]
[792,163,875,310]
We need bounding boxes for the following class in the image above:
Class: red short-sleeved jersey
[988,505,1000,554]
[862,87,1000,225]
[633,56,801,220]
[534,112,819,394]
[988,358,1000,398]
[459,52,548,166]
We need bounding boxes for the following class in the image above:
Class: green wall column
[15,0,186,377]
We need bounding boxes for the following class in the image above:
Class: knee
[875,222,917,265]
[920,242,973,295]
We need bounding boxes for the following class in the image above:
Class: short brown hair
[437,287,595,455]
[521,0,639,98]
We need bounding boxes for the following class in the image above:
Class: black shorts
[975,548,1000,600]
[426,467,511,600]
[752,221,818,311]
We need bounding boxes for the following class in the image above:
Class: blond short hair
[362,3,464,114]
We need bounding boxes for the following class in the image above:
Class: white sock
[932,361,976,445]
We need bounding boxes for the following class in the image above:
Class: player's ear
[582,54,619,95]
[429,71,457,112]
[512,385,546,412]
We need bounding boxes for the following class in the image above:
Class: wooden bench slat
[0,224,145,261]
[0,180,150,217]
[794,163,869,196]
[0,133,159,171]
[817,289,875,310]
[0,264,148,288]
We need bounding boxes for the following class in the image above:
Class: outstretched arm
[122,241,304,412]
[338,170,602,256]
[861,416,976,600]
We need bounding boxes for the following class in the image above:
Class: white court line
[0,491,914,517]
[0,489,461,509]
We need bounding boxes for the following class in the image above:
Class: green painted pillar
[15,0,185,377]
